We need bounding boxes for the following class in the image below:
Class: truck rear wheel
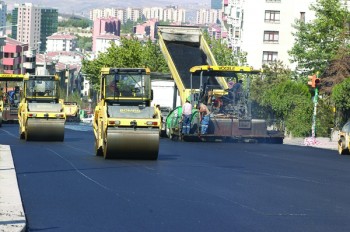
[95,139,103,156]
[338,139,349,155]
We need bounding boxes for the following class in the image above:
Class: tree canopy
[289,0,350,75]
[82,36,168,90]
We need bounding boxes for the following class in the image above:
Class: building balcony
[24,62,35,69]
[3,57,20,66]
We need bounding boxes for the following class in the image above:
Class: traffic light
[308,74,320,88]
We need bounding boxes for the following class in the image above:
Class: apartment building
[95,34,121,54]
[2,37,29,74]
[11,3,58,53]
[134,19,159,40]
[196,9,222,25]
[0,1,6,36]
[46,33,77,52]
[90,7,186,24]
[163,6,186,23]
[143,7,164,21]
[208,24,222,40]
[222,0,316,69]
[92,17,121,52]
[126,7,142,22]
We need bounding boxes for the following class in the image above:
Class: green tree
[142,39,169,73]
[332,78,350,126]
[249,61,333,137]
[289,0,350,75]
[58,17,92,28]
[77,35,92,51]
[82,36,168,91]
[262,80,313,136]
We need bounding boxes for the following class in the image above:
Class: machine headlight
[146,121,158,126]
[109,120,120,125]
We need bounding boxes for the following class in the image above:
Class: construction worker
[198,102,210,134]
[182,99,192,135]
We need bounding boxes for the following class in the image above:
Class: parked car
[80,113,94,124]
[159,106,172,137]
[338,121,350,154]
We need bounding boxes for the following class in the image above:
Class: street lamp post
[20,44,27,74]
[66,64,70,101]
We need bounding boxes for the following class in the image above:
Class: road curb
[0,145,26,232]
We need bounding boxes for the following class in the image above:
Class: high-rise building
[222,0,316,69]
[13,3,41,51]
[211,0,222,10]
[40,8,58,52]
[11,3,58,53]
[0,1,7,36]
[11,7,18,39]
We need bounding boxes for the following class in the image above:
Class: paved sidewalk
[0,145,26,232]
[283,137,338,151]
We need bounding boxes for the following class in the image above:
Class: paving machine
[93,67,161,159]
[165,65,284,143]
[0,74,25,126]
[18,74,66,141]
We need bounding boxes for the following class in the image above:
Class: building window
[264,31,279,43]
[265,10,280,23]
[300,12,305,23]
[262,51,278,63]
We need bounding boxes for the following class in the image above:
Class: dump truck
[165,65,284,143]
[93,67,161,159]
[158,25,284,143]
[0,74,25,126]
[157,25,227,105]
[18,74,66,141]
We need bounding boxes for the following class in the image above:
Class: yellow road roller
[93,67,161,159]
[18,74,66,141]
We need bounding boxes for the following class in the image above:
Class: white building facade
[46,33,78,52]
[196,9,222,25]
[222,0,316,69]
[16,3,41,51]
[95,34,121,55]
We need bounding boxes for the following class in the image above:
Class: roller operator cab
[93,67,161,160]
[0,74,25,126]
[18,74,66,141]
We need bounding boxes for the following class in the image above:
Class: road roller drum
[25,118,65,141]
[103,128,159,159]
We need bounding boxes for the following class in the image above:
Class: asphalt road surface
[1,123,350,232]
